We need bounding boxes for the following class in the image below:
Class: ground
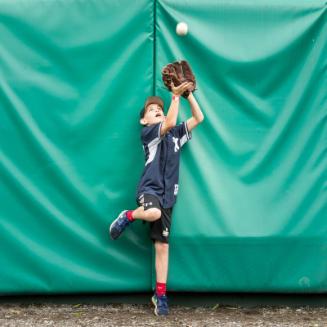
[0,303,326,327]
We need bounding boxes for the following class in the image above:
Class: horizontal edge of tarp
[0,292,326,307]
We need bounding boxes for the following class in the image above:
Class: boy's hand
[171,81,193,96]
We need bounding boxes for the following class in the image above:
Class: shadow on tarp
[0,293,326,307]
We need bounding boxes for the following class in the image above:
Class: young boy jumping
[109,81,204,316]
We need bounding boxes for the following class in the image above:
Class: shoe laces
[157,295,168,310]
[118,213,130,228]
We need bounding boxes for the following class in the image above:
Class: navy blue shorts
[137,194,173,244]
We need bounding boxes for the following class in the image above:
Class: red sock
[156,282,166,297]
[126,210,135,222]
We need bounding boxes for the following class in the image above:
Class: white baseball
[176,22,188,36]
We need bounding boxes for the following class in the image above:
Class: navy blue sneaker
[152,293,169,316]
[109,210,131,240]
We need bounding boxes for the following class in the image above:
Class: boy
[109,81,204,316]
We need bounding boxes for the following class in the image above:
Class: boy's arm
[160,82,193,137]
[186,93,204,132]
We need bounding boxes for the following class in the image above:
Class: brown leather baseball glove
[162,60,196,98]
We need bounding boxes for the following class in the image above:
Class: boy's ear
[140,118,147,125]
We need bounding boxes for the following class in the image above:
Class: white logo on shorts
[138,194,144,204]
[162,228,169,237]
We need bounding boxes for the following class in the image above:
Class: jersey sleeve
[141,122,162,145]
[172,121,192,147]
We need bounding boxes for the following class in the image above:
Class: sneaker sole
[151,296,159,316]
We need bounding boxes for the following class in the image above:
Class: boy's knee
[147,208,161,220]
[155,241,169,254]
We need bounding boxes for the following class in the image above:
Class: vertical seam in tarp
[151,0,157,292]
[152,0,157,96]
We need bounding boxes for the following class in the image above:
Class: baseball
[176,22,188,36]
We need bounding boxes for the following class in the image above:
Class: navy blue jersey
[136,122,191,208]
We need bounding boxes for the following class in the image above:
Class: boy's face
[141,103,165,126]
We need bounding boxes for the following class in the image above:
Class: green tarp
[1,0,326,295]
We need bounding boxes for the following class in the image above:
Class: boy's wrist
[187,92,193,100]
[172,95,180,101]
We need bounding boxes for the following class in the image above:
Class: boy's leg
[132,206,161,222]
[155,241,169,291]
[152,241,170,316]
[131,194,161,222]
[109,194,161,240]
[151,207,172,316]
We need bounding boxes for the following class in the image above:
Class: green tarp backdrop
[0,0,326,295]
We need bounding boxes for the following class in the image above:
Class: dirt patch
[0,303,326,327]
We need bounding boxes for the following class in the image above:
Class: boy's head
[140,96,165,126]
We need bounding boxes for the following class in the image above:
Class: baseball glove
[162,60,196,98]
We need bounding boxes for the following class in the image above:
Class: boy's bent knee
[147,208,161,221]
